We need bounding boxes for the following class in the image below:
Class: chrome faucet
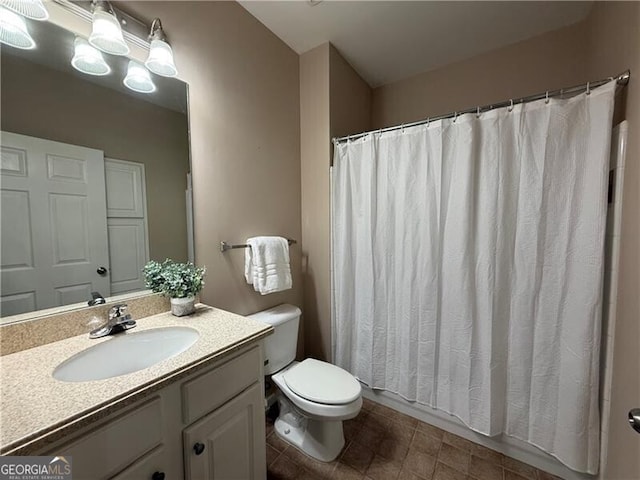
[89,304,137,339]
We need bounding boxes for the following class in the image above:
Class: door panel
[0,131,110,316]
[47,154,87,183]
[0,146,28,176]
[1,189,34,269]
[105,159,145,218]
[55,283,93,306]
[105,159,148,296]
[0,291,36,317]
[107,218,147,295]
[49,193,90,265]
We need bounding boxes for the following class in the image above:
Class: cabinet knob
[151,472,165,480]
[193,442,205,455]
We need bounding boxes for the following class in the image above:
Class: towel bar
[220,238,296,252]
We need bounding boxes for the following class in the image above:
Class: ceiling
[239,1,593,87]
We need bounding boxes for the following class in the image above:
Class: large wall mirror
[0,8,192,321]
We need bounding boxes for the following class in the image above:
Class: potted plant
[143,259,206,317]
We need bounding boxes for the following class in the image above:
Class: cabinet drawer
[53,397,163,480]
[182,345,261,424]
[110,445,166,480]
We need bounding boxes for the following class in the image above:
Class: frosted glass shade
[0,6,35,49]
[71,37,110,76]
[123,61,155,94]
[145,38,178,77]
[0,0,48,20]
[89,9,129,56]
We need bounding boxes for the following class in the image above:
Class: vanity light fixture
[0,5,35,49]
[123,60,156,93]
[88,0,129,56]
[71,37,111,76]
[145,18,178,78]
[0,0,48,21]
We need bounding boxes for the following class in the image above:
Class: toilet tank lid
[247,304,301,326]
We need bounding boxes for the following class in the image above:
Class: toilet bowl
[249,304,362,462]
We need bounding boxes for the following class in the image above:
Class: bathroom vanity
[0,305,272,480]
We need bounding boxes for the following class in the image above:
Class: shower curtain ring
[545,91,550,104]
[453,112,458,122]
[508,99,514,112]
[476,106,481,118]
[586,82,591,95]
[426,117,430,128]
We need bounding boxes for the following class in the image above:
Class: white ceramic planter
[170,296,195,317]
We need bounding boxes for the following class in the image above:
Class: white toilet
[249,304,362,462]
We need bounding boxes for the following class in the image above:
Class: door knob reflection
[629,408,640,434]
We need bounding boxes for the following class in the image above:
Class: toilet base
[274,414,345,462]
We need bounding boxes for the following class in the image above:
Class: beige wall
[585,3,640,479]
[299,44,371,361]
[370,4,639,478]
[122,2,303,318]
[372,19,590,129]
[1,54,190,263]
[329,45,372,142]
[300,44,331,360]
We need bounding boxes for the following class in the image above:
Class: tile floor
[266,398,563,480]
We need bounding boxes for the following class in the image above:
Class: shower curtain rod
[332,70,630,145]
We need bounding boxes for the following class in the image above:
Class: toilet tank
[249,304,301,375]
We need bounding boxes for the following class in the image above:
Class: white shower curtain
[332,81,615,474]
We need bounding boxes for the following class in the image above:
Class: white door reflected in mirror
[0,131,110,316]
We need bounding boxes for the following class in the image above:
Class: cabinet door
[183,382,266,480]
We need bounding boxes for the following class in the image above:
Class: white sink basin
[53,327,200,382]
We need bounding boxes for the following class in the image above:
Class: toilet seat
[283,359,361,405]
[272,362,362,421]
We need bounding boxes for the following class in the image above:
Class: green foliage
[143,259,206,299]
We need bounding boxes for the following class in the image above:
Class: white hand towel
[244,245,254,284]
[246,236,292,295]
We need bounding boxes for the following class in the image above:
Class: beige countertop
[0,305,272,455]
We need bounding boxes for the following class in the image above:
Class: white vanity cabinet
[181,343,266,479]
[40,343,266,480]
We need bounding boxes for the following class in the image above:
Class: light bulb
[123,61,156,94]
[89,8,129,56]
[71,37,110,76]
[0,0,48,20]
[145,38,178,78]
[0,5,35,49]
